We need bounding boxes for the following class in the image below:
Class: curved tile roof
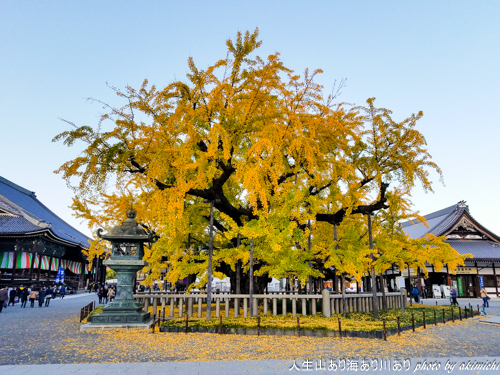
[447,240,500,260]
[400,204,457,238]
[0,176,90,248]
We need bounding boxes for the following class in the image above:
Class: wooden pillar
[37,254,41,281]
[47,256,53,281]
[493,263,499,297]
[474,261,480,297]
[80,262,85,288]
[29,251,36,281]
[10,251,17,281]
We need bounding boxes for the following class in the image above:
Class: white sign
[396,276,406,290]
[441,284,450,298]
[432,285,441,299]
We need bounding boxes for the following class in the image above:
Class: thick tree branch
[316,182,390,224]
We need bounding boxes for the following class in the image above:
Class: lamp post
[88,207,155,326]
[367,212,379,319]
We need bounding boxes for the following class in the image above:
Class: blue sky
[1,1,499,237]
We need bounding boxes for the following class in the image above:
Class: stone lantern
[88,207,154,326]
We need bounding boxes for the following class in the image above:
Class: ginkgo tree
[53,29,464,320]
[53,28,354,291]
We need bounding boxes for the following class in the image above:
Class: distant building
[402,201,500,298]
[0,176,94,289]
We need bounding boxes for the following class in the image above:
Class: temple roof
[401,201,500,241]
[0,176,90,248]
[401,201,500,260]
[447,240,500,261]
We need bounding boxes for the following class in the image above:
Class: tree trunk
[341,274,347,317]
[380,275,387,311]
[368,213,379,319]
[408,264,412,306]
[206,201,214,321]
[334,224,347,316]
[235,234,241,313]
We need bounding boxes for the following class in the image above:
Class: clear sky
[1,1,499,237]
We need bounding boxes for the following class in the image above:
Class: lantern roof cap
[97,207,154,241]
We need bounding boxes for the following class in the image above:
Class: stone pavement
[4,358,500,375]
[1,294,500,374]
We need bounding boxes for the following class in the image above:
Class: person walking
[29,289,38,308]
[8,287,17,306]
[20,287,29,308]
[98,286,105,304]
[38,287,46,308]
[411,285,420,303]
[450,286,459,306]
[0,287,8,313]
[60,285,66,299]
[107,287,114,303]
[45,286,53,307]
[481,287,489,308]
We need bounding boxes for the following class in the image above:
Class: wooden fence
[134,289,407,319]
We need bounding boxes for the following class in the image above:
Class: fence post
[338,317,342,338]
[397,316,400,336]
[383,319,386,341]
[322,289,331,318]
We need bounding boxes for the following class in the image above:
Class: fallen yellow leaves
[0,304,490,365]
[154,303,472,332]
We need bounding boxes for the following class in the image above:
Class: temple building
[0,176,94,290]
[402,201,500,298]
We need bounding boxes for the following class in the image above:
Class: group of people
[87,282,116,304]
[0,284,67,312]
[410,283,491,308]
[449,286,490,307]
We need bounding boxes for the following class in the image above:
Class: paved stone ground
[4,358,500,375]
[1,294,500,374]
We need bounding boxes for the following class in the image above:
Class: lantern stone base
[80,318,153,332]
[88,299,151,326]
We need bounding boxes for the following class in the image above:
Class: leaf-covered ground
[153,303,473,331]
[1,294,499,365]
